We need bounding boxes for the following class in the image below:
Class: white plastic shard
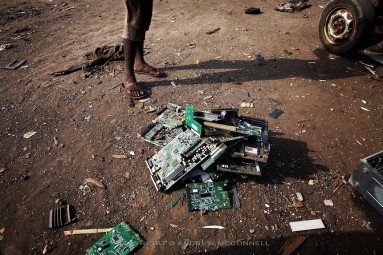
[202,225,225,230]
[289,219,325,232]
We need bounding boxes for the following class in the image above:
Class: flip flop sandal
[123,82,148,100]
[135,69,165,78]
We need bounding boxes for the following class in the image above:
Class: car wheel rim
[324,7,355,45]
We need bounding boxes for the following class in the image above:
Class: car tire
[319,0,375,55]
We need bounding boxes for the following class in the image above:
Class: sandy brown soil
[0,0,383,254]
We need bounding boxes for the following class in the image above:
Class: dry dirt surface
[0,0,383,254]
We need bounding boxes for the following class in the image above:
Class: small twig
[110,82,123,90]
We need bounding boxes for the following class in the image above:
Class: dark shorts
[122,0,153,41]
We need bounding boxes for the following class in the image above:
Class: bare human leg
[134,40,164,77]
[123,38,147,99]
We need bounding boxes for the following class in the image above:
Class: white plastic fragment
[296,192,304,202]
[308,179,317,185]
[202,225,225,230]
[361,107,370,112]
[324,199,334,206]
[129,151,135,156]
[23,131,36,138]
[289,219,325,232]
[112,155,128,159]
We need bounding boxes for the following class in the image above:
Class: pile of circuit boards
[140,103,271,195]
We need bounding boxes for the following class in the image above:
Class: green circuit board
[186,182,231,211]
[85,222,143,255]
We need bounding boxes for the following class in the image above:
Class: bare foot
[123,81,148,99]
[134,63,165,77]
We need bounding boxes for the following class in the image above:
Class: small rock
[324,199,334,206]
[0,167,6,173]
[129,151,135,156]
[84,116,91,121]
[54,198,62,204]
[85,221,93,227]
[150,226,154,231]
[124,172,131,179]
[249,229,255,234]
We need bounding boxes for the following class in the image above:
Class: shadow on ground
[144,49,372,89]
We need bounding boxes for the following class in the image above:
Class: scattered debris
[2,59,26,70]
[169,224,178,228]
[112,155,128,159]
[279,236,307,255]
[240,102,254,108]
[79,184,91,194]
[86,222,143,254]
[23,131,36,139]
[202,225,225,229]
[361,107,370,112]
[308,179,317,185]
[64,228,113,236]
[170,80,177,87]
[171,189,185,207]
[206,28,221,34]
[324,199,334,207]
[135,101,144,109]
[0,227,5,235]
[244,7,261,14]
[48,204,76,229]
[129,151,135,156]
[296,192,304,202]
[269,109,284,119]
[275,0,311,12]
[144,105,157,113]
[42,242,48,255]
[232,185,241,208]
[253,54,266,65]
[292,197,304,208]
[124,172,131,179]
[289,219,325,232]
[0,167,6,173]
[84,178,106,189]
[0,43,15,51]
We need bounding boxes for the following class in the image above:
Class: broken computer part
[139,123,183,147]
[216,157,262,176]
[186,181,231,211]
[146,129,220,191]
[349,150,383,216]
[48,204,76,229]
[85,221,143,255]
[138,103,185,147]
[223,135,270,163]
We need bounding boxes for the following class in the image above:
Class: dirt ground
[0,0,383,254]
